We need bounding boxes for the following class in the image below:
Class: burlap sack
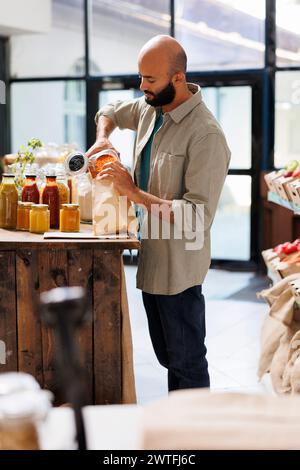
[269,306,300,394]
[282,330,300,394]
[257,314,286,379]
[256,275,299,380]
[291,357,300,394]
[270,329,296,394]
[257,273,300,308]
[140,389,300,450]
[92,180,137,236]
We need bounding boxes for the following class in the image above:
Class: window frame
[3,0,282,268]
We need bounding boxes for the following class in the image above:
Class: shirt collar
[165,83,202,124]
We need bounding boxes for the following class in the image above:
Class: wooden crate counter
[0,225,140,405]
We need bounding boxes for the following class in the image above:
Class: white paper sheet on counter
[43,232,129,239]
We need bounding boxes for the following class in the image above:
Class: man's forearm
[131,187,174,223]
[96,115,116,140]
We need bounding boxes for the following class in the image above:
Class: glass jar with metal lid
[64,149,119,178]
[60,203,80,232]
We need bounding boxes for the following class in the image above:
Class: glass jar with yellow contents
[60,204,80,232]
[29,204,50,234]
[56,171,70,209]
[0,174,18,229]
[17,202,33,231]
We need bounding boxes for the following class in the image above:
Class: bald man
[87,35,231,392]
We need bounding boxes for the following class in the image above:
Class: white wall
[9,2,165,77]
[0,0,51,36]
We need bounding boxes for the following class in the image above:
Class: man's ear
[174,72,185,83]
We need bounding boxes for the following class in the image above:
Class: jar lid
[45,175,57,179]
[62,203,79,209]
[64,152,88,175]
[2,173,15,178]
[31,204,48,210]
[25,174,37,178]
[18,202,33,207]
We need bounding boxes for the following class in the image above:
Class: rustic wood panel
[93,249,121,404]
[38,249,68,403]
[0,251,17,372]
[16,249,43,386]
[68,249,94,404]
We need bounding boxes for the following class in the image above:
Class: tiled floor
[124,264,273,405]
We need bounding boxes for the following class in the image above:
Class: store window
[201,86,252,170]
[175,0,265,71]
[275,71,300,168]
[11,81,86,152]
[10,0,85,78]
[90,0,170,75]
[98,89,142,169]
[211,175,251,261]
[276,0,300,67]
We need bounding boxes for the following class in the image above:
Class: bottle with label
[0,174,18,229]
[21,175,40,204]
[42,175,60,229]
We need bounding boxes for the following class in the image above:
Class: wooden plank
[0,227,140,251]
[68,248,94,404]
[16,249,43,386]
[0,251,17,372]
[38,249,68,404]
[93,249,122,404]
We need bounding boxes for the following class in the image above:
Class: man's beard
[144,81,176,107]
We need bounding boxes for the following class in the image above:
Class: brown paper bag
[92,179,138,236]
[257,314,286,379]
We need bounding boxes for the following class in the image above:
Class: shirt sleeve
[172,132,231,234]
[95,97,143,131]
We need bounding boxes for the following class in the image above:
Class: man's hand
[85,137,115,159]
[98,160,138,199]
[99,160,174,223]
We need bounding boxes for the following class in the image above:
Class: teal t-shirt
[139,112,163,192]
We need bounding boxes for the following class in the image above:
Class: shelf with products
[267,191,300,215]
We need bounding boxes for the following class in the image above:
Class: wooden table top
[0,225,140,250]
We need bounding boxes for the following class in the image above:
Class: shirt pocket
[155,152,185,199]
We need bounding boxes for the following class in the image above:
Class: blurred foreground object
[39,286,91,450]
[0,372,52,450]
[141,389,300,450]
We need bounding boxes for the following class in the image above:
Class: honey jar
[60,204,80,232]
[16,202,33,231]
[29,204,50,234]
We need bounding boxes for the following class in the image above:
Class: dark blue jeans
[142,285,210,391]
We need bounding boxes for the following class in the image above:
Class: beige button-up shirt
[96,84,231,295]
